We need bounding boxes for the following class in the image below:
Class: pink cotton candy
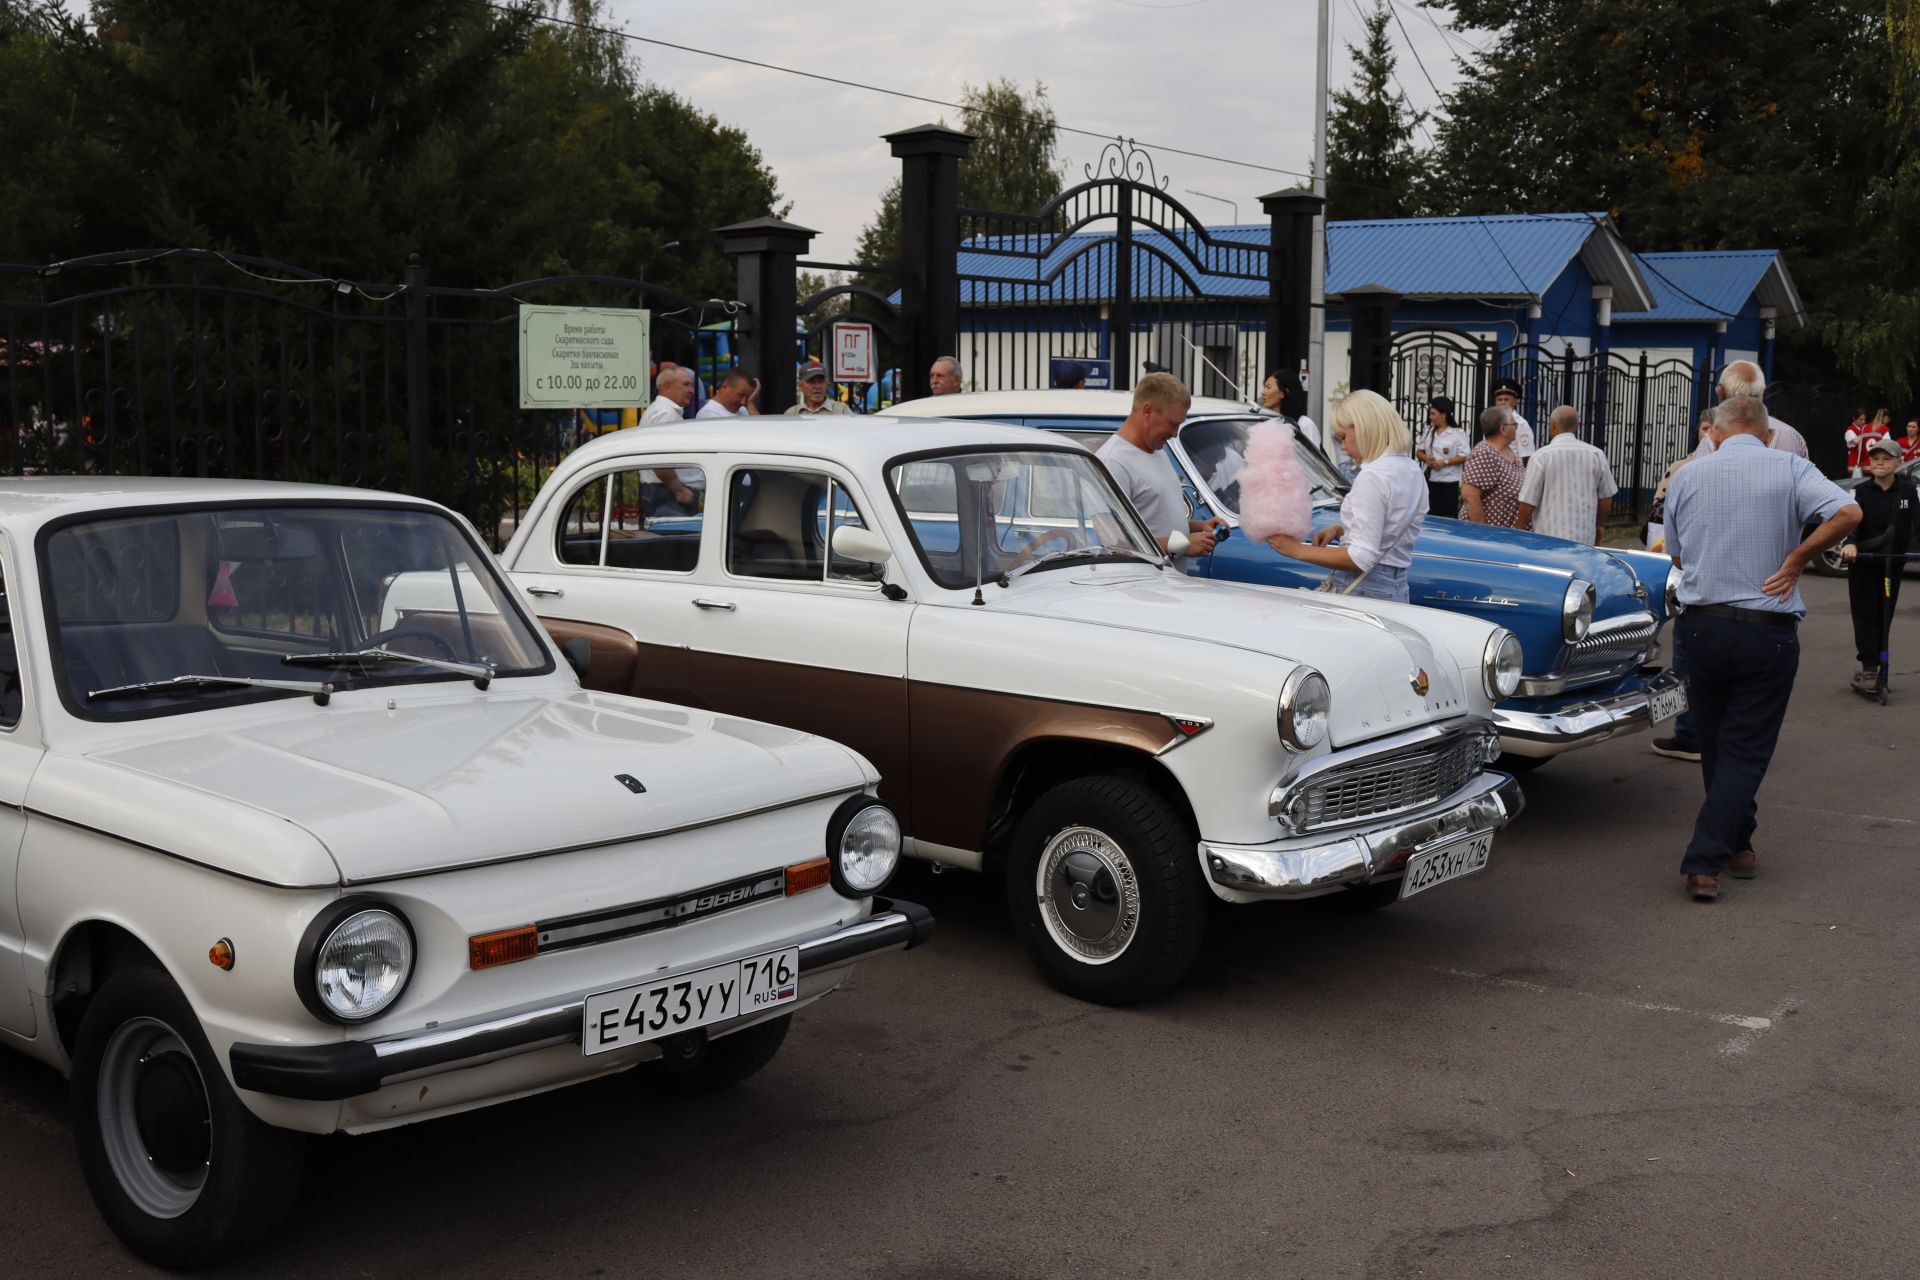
[1237,419,1314,541]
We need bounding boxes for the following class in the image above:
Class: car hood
[995,567,1481,744]
[1406,516,1654,621]
[54,689,869,884]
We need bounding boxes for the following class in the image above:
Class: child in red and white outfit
[1901,419,1920,464]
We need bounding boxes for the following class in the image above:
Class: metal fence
[0,249,737,544]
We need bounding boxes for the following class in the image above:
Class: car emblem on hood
[1410,668,1430,696]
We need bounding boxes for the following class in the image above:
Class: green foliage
[1426,0,1917,400]
[855,78,1064,273]
[1326,1,1430,219]
[0,0,781,300]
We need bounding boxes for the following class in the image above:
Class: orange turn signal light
[208,938,235,970]
[469,924,540,970]
[785,857,831,896]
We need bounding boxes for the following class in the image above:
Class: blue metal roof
[942,212,1653,311]
[1616,250,1792,327]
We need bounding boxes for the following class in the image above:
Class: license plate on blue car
[1650,684,1688,724]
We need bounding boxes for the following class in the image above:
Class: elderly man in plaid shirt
[1663,395,1860,902]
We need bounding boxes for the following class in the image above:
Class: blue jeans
[1678,611,1800,876]
[1329,564,1410,602]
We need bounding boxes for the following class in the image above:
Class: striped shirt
[1517,432,1618,544]
[1664,434,1854,616]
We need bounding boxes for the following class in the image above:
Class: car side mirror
[830,525,893,566]
[561,635,592,681]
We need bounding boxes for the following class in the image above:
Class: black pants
[1427,480,1460,519]
[1848,560,1904,665]
[1679,611,1799,876]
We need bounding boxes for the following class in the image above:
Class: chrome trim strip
[1207,772,1524,897]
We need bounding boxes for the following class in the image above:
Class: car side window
[554,467,704,573]
[0,567,21,727]
[728,468,871,584]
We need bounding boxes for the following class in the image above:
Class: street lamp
[1184,189,1239,225]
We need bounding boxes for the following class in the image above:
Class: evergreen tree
[1325,0,1430,220]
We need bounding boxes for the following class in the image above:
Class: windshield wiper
[1001,544,1164,584]
[282,647,494,689]
[89,673,335,706]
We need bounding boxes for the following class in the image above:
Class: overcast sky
[609,0,1484,261]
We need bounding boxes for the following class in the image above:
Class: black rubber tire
[655,1014,791,1093]
[1495,752,1550,774]
[1006,775,1207,1006]
[70,966,306,1271]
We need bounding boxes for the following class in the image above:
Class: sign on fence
[830,320,875,382]
[519,305,651,409]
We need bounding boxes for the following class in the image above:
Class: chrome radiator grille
[1563,612,1658,684]
[1279,731,1485,832]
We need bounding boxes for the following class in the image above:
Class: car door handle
[525,586,565,598]
[692,598,736,611]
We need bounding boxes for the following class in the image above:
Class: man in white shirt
[1516,406,1618,544]
[1095,373,1225,572]
[695,368,761,419]
[1688,360,1809,460]
[1494,377,1536,461]
[640,364,694,426]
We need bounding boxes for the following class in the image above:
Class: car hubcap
[99,1018,209,1218]
[1036,826,1141,964]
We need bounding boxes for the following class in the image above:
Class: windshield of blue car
[887,448,1162,590]
[44,503,553,719]
[1178,416,1348,517]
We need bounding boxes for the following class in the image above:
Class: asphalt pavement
[4,575,1916,1279]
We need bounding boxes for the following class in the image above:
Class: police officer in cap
[1492,376,1536,461]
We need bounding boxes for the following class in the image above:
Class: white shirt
[1424,426,1471,482]
[1295,414,1322,451]
[695,398,747,419]
[1516,431,1618,544]
[1096,435,1191,571]
[1339,453,1428,573]
[639,394,687,426]
[1693,415,1809,460]
[1510,411,1537,459]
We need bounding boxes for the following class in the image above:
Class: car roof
[565,416,1072,470]
[0,475,434,528]
[884,389,1267,421]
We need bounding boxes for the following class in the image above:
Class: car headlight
[827,796,901,897]
[1483,629,1524,700]
[1277,667,1331,752]
[297,900,415,1025]
[1664,563,1682,617]
[1561,578,1595,642]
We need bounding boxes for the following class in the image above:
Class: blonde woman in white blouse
[1264,390,1428,602]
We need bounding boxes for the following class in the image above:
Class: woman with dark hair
[1416,396,1470,518]
[1259,371,1324,450]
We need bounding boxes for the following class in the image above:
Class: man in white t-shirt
[1493,377,1536,461]
[640,364,694,426]
[1094,373,1226,573]
[694,367,761,419]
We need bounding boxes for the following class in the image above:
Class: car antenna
[1176,333,1255,407]
[972,476,990,605]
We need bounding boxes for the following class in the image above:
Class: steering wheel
[1004,528,1078,571]
[363,625,459,660]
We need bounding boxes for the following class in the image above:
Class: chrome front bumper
[1202,772,1524,899]
[229,899,934,1102]
[1494,666,1686,758]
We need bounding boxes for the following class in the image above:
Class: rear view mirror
[215,519,317,561]
[831,525,893,566]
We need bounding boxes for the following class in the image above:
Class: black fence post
[1260,189,1323,408]
[1338,287,1399,395]
[887,124,974,399]
[718,217,817,415]
[1631,351,1650,523]
[405,253,429,498]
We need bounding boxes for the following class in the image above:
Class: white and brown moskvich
[0,478,929,1270]
[497,419,1526,1008]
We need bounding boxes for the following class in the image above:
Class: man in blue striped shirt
[1664,395,1861,901]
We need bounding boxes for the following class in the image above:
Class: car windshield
[1178,416,1348,516]
[45,503,552,719]
[887,448,1162,590]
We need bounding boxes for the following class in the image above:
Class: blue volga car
[889,390,1685,767]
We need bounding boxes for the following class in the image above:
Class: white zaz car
[0,479,929,1269]
[496,420,1527,1008]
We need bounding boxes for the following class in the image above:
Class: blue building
[1610,249,1807,382]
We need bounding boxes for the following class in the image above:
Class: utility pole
[1309,0,1330,425]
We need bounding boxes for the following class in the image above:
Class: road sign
[831,321,876,382]
[519,305,651,409]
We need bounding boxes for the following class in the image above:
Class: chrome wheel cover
[1035,825,1141,965]
[97,1017,209,1219]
